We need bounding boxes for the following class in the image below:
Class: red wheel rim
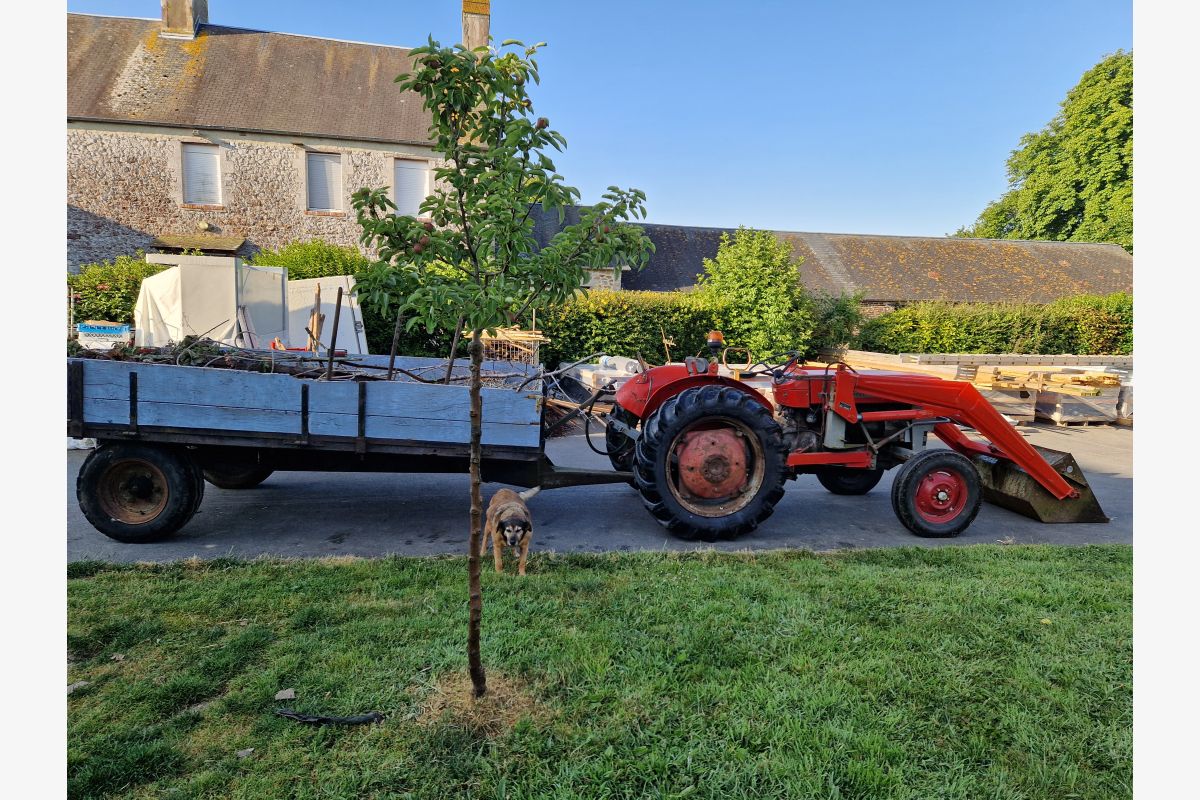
[913,467,967,524]
[666,418,765,518]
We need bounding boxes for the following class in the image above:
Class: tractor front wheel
[634,385,787,541]
[890,449,982,537]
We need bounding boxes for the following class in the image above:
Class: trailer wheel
[77,444,200,543]
[202,465,274,490]
[891,450,982,537]
[185,455,206,515]
[816,466,885,495]
[634,385,787,541]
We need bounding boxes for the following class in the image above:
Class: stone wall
[860,301,899,318]
[67,125,436,271]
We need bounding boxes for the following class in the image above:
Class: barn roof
[619,224,1132,303]
[67,13,432,146]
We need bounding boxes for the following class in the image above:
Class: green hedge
[538,288,867,367]
[539,290,729,367]
[67,254,167,325]
[856,293,1132,355]
[247,240,371,280]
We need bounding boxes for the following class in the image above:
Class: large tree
[353,38,652,697]
[956,51,1132,252]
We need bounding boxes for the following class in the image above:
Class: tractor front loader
[602,345,1107,541]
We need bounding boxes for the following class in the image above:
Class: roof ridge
[66,12,416,52]
[637,219,1127,250]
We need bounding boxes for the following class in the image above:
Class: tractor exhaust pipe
[971,446,1108,523]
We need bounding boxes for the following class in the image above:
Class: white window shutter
[307,153,342,211]
[182,143,221,205]
[394,159,430,217]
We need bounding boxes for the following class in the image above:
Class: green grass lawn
[67,546,1131,799]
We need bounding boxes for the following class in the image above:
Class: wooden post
[307,284,322,352]
[67,360,84,438]
[466,328,487,698]
[325,287,343,381]
[387,307,404,381]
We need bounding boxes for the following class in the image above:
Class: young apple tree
[353,38,652,698]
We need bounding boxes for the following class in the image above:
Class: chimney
[462,0,490,51]
[161,0,208,39]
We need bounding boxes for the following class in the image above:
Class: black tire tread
[77,444,200,543]
[890,449,982,538]
[202,466,274,490]
[633,385,788,541]
[604,406,638,475]
[816,466,885,496]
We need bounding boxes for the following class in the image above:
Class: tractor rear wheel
[891,449,982,537]
[816,466,885,495]
[634,385,787,541]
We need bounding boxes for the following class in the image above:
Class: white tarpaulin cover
[134,261,288,347]
[286,276,370,355]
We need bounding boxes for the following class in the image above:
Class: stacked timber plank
[1028,370,1123,426]
[894,353,1133,368]
[480,327,547,367]
[814,350,961,379]
[969,368,1038,423]
[819,349,1132,426]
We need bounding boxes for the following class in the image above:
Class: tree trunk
[466,328,487,698]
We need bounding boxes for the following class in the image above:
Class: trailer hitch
[604,414,640,442]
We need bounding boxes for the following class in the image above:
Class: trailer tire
[186,455,206,516]
[816,466,885,495]
[202,465,274,490]
[77,444,200,543]
[634,385,787,541]
[891,449,982,537]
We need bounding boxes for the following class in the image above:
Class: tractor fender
[614,366,774,421]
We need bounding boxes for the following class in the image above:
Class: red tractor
[601,338,1106,541]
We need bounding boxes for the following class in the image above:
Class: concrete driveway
[67,424,1131,563]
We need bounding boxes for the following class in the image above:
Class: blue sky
[66,0,1131,237]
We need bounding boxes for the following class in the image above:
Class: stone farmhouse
[67,0,487,271]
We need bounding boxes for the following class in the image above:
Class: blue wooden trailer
[68,356,624,542]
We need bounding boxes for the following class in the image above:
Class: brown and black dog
[481,487,540,576]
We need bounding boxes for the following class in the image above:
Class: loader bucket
[971,446,1109,523]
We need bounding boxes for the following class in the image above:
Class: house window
[394,159,431,217]
[182,143,221,205]
[306,152,343,211]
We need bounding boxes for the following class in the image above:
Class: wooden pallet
[1043,419,1115,428]
[897,353,1134,368]
[974,386,1037,422]
[1035,386,1119,426]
